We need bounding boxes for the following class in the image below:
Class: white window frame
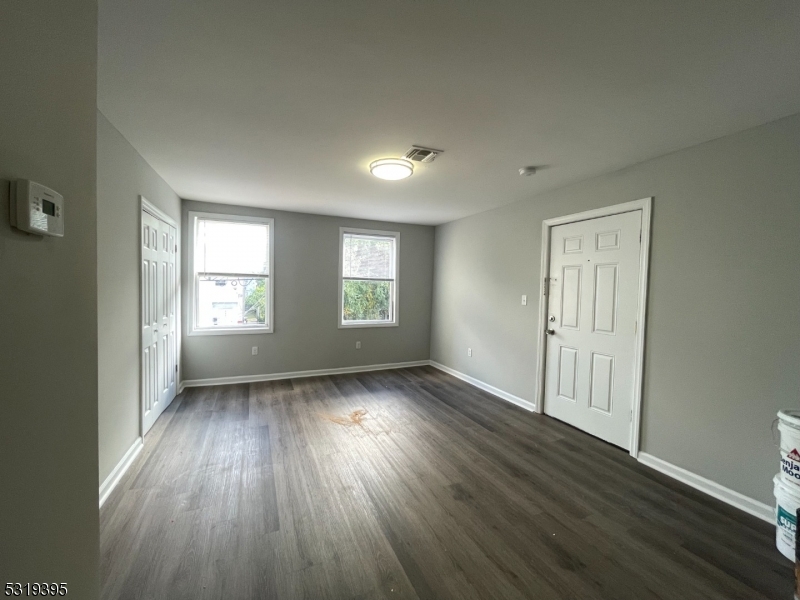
[187,211,274,336]
[338,227,399,329]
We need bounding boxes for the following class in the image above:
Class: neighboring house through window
[188,211,274,335]
[339,227,399,328]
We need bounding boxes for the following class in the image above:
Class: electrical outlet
[521,294,527,306]
[467,348,472,357]
[356,341,361,349]
[251,346,258,356]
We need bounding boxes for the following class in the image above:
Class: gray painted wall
[182,201,434,381]
[97,112,181,485]
[0,0,99,595]
[431,113,800,506]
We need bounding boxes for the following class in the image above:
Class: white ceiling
[98,0,800,225]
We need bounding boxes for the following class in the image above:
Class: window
[339,227,399,328]
[188,211,274,335]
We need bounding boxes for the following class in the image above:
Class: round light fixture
[369,158,414,180]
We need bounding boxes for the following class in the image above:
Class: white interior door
[141,209,177,435]
[543,210,642,449]
[167,224,177,402]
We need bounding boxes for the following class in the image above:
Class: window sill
[338,321,399,329]
[188,326,273,336]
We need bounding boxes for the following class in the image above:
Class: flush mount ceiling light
[369,158,414,181]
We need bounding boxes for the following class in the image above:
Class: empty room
[2,0,800,598]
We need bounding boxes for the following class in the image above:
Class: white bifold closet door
[544,210,642,449]
[141,209,177,435]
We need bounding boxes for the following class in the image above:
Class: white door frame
[534,197,652,457]
[139,196,180,437]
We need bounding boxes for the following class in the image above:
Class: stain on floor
[320,408,368,427]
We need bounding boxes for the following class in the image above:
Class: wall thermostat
[10,179,64,237]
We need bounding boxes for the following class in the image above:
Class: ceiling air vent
[403,145,444,163]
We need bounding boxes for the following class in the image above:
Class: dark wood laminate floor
[100,366,790,600]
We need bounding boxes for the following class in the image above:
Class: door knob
[546,329,555,335]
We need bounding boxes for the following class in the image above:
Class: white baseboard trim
[429,361,536,413]
[99,437,143,508]
[177,381,185,395]
[181,360,432,388]
[638,452,773,523]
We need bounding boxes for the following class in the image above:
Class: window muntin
[189,212,273,334]
[339,229,398,327]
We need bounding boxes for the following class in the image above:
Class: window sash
[341,233,395,280]
[341,280,395,324]
[341,276,393,282]
[194,275,269,330]
[198,272,271,279]
[194,218,269,276]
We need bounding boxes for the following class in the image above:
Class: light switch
[356,341,361,349]
[252,346,258,356]
[521,295,527,306]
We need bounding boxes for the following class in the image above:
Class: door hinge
[175,364,178,372]
[630,409,633,422]
[639,229,642,243]
[543,277,548,296]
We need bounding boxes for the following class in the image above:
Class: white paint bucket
[774,474,800,561]
[778,410,800,487]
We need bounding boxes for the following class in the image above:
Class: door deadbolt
[549,315,556,322]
